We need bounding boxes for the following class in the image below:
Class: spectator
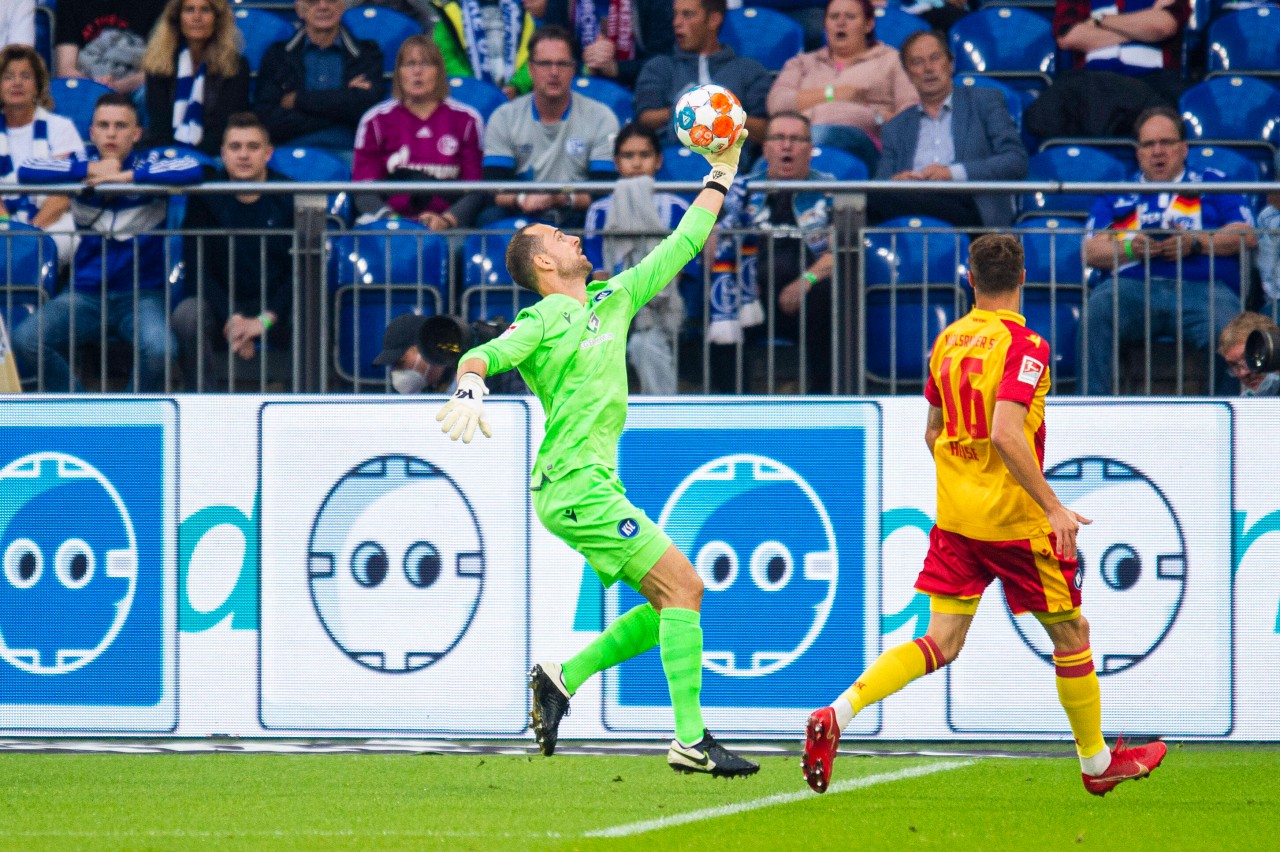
[353,36,484,229]
[634,0,770,149]
[1052,0,1190,108]
[900,0,972,35]
[1257,191,1280,306]
[711,112,838,393]
[432,0,536,98]
[0,45,84,265]
[141,0,251,157]
[870,29,1026,229]
[173,113,295,390]
[1218,311,1280,397]
[481,26,619,228]
[252,0,386,154]
[375,312,530,393]
[583,124,693,395]
[0,0,33,49]
[767,0,917,160]
[54,0,167,97]
[542,0,674,88]
[1082,106,1256,396]
[11,93,202,392]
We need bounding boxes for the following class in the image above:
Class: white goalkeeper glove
[702,128,749,194]
[436,372,492,443]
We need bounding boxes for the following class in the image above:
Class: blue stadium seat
[656,145,707,182]
[0,221,59,384]
[463,287,538,323]
[573,77,634,127]
[49,78,114,140]
[330,220,448,383]
[234,8,296,73]
[1019,216,1085,384]
[464,216,535,288]
[873,6,929,50]
[447,76,508,125]
[949,7,1056,97]
[1207,7,1280,79]
[809,145,868,180]
[1187,143,1262,183]
[955,74,1025,130]
[863,216,970,381]
[1180,76,1280,179]
[341,6,423,74]
[270,146,352,221]
[721,8,804,73]
[1020,145,1128,221]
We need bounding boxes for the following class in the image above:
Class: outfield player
[802,234,1167,796]
[435,132,759,778]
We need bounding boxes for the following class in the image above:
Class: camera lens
[1245,327,1280,373]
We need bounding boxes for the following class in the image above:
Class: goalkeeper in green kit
[436,130,758,778]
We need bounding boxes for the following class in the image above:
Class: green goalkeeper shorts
[533,464,672,590]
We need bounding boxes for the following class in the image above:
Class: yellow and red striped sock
[1053,644,1107,766]
[838,636,946,721]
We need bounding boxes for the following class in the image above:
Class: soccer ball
[673,84,745,156]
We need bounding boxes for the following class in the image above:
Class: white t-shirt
[1,108,85,215]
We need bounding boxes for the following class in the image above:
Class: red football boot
[1082,739,1168,796]
[802,707,841,793]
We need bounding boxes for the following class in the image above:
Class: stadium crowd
[0,0,1277,395]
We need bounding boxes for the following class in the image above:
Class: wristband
[258,312,274,331]
[1123,239,1135,260]
[0,214,9,222]
[824,84,835,102]
[802,271,819,286]
[703,164,736,193]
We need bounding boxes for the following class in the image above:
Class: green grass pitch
[0,744,1275,850]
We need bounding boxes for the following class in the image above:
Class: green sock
[561,603,660,695]
[659,607,706,745]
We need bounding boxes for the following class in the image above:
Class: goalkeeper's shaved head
[506,226,547,293]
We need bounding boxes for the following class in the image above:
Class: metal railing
[0,179,1274,395]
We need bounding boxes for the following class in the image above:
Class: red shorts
[915,526,1081,615]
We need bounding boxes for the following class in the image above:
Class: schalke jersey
[923,308,1053,541]
[463,206,715,484]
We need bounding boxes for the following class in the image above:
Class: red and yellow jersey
[923,308,1052,541]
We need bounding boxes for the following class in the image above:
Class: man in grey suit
[870,30,1027,229]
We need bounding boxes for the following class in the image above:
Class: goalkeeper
[436,132,758,778]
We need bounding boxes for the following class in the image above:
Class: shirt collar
[531,95,572,123]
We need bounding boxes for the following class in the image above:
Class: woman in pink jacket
[766,0,918,161]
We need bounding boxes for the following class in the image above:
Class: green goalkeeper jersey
[463,204,715,485]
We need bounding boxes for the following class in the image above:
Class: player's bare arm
[990,399,1092,559]
[925,405,944,455]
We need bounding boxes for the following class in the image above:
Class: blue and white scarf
[572,0,599,51]
[172,48,206,146]
[460,0,522,86]
[0,111,50,220]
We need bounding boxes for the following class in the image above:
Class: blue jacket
[19,146,202,292]
[875,86,1027,228]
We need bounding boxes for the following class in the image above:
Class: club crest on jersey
[1018,355,1045,386]
[587,313,600,333]
[437,134,459,156]
[618,518,639,538]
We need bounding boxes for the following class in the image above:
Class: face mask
[1245,372,1280,397]
[391,369,426,395]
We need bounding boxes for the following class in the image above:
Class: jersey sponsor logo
[593,289,613,303]
[566,136,587,157]
[437,134,459,157]
[617,518,639,538]
[580,332,614,351]
[948,441,980,462]
[1018,356,1045,386]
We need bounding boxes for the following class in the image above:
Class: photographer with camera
[1218,311,1280,397]
[374,313,530,395]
